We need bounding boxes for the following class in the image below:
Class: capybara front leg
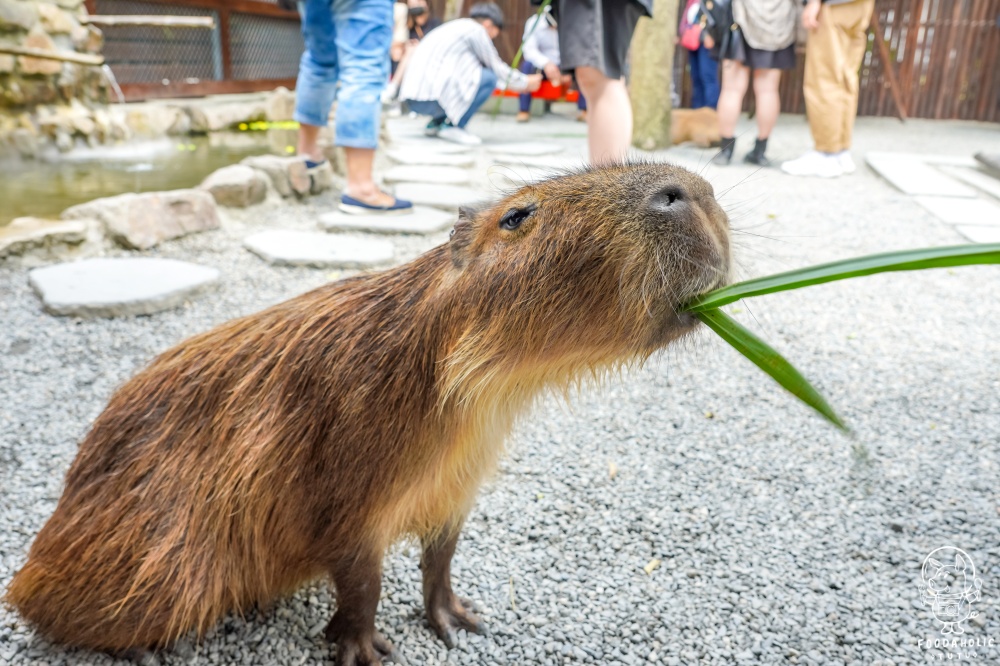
[420,522,485,647]
[325,549,397,665]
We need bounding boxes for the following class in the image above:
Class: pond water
[0,129,298,226]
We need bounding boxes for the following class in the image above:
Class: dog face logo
[921,547,983,635]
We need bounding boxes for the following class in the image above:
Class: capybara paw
[326,624,399,665]
[428,594,485,648]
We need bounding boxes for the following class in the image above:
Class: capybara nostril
[648,185,686,214]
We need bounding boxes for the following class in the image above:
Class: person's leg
[294,0,339,163]
[574,66,632,164]
[688,48,705,109]
[838,0,875,154]
[332,0,402,208]
[518,61,535,117]
[713,59,748,164]
[751,68,781,140]
[456,68,498,128]
[699,46,720,109]
[803,1,847,154]
[406,99,447,126]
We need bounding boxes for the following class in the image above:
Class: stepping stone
[490,153,584,169]
[244,230,394,268]
[393,183,488,210]
[975,152,1000,177]
[383,165,472,186]
[319,206,455,235]
[938,165,1000,201]
[389,139,471,154]
[385,148,476,167]
[29,257,219,317]
[914,196,1000,226]
[484,142,564,157]
[955,225,1000,244]
[865,154,977,197]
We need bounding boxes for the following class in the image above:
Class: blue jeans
[294,0,392,149]
[687,45,720,109]
[407,68,497,128]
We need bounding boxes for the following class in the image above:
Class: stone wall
[0,0,119,157]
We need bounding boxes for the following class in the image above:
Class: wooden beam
[119,78,297,102]
[0,45,105,66]
[870,8,907,121]
[82,15,216,28]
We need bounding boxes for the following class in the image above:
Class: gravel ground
[2,111,999,666]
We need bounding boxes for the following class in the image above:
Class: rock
[200,165,268,208]
[0,54,15,73]
[38,2,76,34]
[0,0,38,32]
[0,218,89,259]
[54,128,73,152]
[125,105,186,138]
[383,165,472,186]
[392,183,486,210]
[75,24,102,53]
[55,0,83,8]
[243,230,394,268]
[385,148,476,167]
[28,257,220,317]
[265,86,296,121]
[319,206,454,235]
[241,155,311,197]
[18,27,63,76]
[309,160,334,195]
[62,189,220,250]
[187,100,266,133]
[484,142,564,157]
[11,128,38,158]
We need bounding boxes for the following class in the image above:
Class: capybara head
[445,161,731,394]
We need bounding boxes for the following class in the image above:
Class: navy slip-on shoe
[339,194,414,215]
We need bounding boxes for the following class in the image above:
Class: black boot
[712,137,735,165]
[744,137,770,166]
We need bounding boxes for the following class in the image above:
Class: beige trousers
[803,0,875,153]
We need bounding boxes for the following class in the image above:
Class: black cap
[469,2,504,29]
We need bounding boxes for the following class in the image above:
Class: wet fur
[5,162,731,653]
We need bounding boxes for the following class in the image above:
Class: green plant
[684,243,1000,431]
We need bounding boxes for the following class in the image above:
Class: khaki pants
[804,0,875,153]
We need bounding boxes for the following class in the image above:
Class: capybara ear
[450,206,480,269]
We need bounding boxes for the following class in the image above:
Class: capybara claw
[429,594,486,647]
[334,632,398,666]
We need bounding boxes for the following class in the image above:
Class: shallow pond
[0,129,298,226]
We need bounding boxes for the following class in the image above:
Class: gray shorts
[557,0,649,80]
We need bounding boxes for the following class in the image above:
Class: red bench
[492,79,580,103]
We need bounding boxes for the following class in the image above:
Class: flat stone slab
[29,258,219,317]
[393,183,487,210]
[865,153,977,197]
[383,165,472,186]
[244,230,394,268]
[938,165,1000,201]
[955,225,1000,244]
[389,138,472,154]
[319,206,454,235]
[385,148,476,167]
[484,142,564,157]
[915,196,1000,226]
[490,153,584,170]
[975,152,1000,177]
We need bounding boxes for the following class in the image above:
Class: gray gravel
[2,112,1000,666]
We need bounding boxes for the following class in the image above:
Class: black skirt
[715,27,796,71]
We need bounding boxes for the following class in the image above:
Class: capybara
[5,162,731,665]
[671,107,722,148]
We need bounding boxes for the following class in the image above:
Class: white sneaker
[780,151,844,178]
[438,125,482,146]
[836,151,856,174]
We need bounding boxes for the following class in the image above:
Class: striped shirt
[400,19,529,125]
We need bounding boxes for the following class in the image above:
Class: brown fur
[671,107,722,148]
[5,162,731,661]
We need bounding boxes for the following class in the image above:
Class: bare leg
[716,59,750,137]
[297,122,325,163]
[574,66,633,165]
[344,147,396,207]
[421,522,484,647]
[325,548,397,666]
[751,68,782,139]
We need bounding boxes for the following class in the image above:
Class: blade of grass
[686,243,1000,312]
[696,308,848,432]
[490,0,552,119]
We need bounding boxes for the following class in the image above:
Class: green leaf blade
[686,243,1000,312]
[696,309,848,432]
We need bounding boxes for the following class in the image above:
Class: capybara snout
[6,162,731,660]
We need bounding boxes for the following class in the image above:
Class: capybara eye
[499,206,535,231]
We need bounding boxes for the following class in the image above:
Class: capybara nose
[648,185,686,215]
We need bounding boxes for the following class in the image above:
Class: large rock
[18,27,62,75]
[265,86,296,122]
[200,164,268,208]
[0,0,38,32]
[187,100,266,132]
[62,189,220,250]
[383,165,471,186]
[241,155,311,197]
[38,2,75,34]
[0,217,89,259]
[319,206,454,235]
[29,257,220,317]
